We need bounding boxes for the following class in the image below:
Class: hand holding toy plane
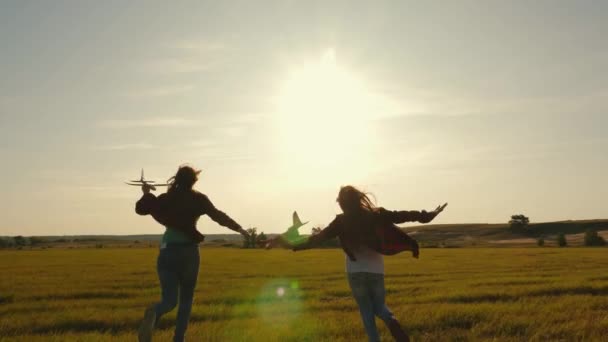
[258,211,309,249]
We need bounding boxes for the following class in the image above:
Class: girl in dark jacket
[135,165,248,342]
[287,185,446,342]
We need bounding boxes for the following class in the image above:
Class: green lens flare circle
[255,278,303,326]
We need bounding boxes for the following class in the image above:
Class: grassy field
[1,247,607,341]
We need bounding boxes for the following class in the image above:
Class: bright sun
[275,49,390,184]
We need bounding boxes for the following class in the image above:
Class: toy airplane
[124,169,169,191]
[290,211,309,231]
[259,211,309,249]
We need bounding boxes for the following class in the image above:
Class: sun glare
[275,49,389,184]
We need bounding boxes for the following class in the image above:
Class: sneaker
[138,306,156,342]
[388,319,410,342]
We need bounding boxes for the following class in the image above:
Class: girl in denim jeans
[135,165,249,342]
[290,185,446,342]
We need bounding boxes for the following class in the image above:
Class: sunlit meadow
[1,247,607,341]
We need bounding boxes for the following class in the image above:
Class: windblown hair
[167,165,201,193]
[337,185,376,216]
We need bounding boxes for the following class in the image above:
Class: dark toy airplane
[125,169,169,191]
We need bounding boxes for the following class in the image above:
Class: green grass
[1,247,607,341]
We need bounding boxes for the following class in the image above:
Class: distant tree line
[536,230,605,248]
[0,236,30,248]
[511,214,607,248]
[0,236,52,249]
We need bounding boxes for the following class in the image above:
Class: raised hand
[141,183,155,194]
[419,202,448,223]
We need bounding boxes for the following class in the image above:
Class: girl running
[135,165,249,342]
[284,185,447,342]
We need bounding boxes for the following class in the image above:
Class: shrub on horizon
[257,232,267,246]
[584,229,606,246]
[557,233,567,247]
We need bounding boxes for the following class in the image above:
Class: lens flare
[255,278,303,327]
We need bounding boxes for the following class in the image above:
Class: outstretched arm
[200,194,249,237]
[380,203,448,224]
[292,218,341,251]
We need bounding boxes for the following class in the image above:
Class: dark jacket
[295,207,425,260]
[135,190,242,243]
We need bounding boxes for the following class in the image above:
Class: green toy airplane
[260,211,309,249]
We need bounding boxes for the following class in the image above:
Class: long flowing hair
[167,165,201,194]
[336,185,376,216]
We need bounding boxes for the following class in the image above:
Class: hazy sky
[1,1,607,236]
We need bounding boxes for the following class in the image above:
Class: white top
[345,244,384,274]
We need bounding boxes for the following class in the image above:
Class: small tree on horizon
[537,237,545,247]
[311,227,322,235]
[509,214,530,232]
[557,233,567,247]
[13,236,27,247]
[242,228,258,248]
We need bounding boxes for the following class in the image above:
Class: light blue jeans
[155,244,200,342]
[347,272,395,342]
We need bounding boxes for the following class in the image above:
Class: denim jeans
[347,272,395,342]
[154,244,200,342]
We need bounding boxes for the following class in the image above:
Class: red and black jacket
[295,207,425,260]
